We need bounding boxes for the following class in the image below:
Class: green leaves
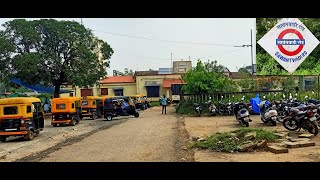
[0,19,113,96]
[182,59,238,94]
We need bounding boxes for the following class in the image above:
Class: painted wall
[135,74,182,101]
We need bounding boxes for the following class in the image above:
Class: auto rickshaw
[0,97,44,142]
[129,95,144,110]
[81,96,102,120]
[51,97,82,127]
[140,94,151,108]
[103,96,139,121]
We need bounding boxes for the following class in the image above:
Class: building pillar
[166,89,170,98]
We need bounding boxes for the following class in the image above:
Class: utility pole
[250,29,254,75]
[81,18,83,25]
[171,52,173,73]
[233,29,254,76]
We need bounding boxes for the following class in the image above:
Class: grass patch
[192,128,278,153]
[150,101,161,107]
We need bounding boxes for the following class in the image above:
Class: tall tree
[0,19,114,97]
[182,60,237,94]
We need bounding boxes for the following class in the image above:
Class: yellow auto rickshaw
[139,94,151,108]
[81,96,100,120]
[51,97,82,127]
[0,97,44,142]
[129,95,144,110]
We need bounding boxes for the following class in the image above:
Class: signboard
[258,18,320,73]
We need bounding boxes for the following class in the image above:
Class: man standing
[160,94,167,114]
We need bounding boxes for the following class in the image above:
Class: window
[69,93,74,97]
[81,89,93,97]
[178,68,186,72]
[82,101,89,106]
[305,79,314,90]
[27,106,32,113]
[146,86,159,97]
[72,103,75,109]
[4,106,18,115]
[114,89,123,96]
[56,104,66,109]
[101,88,108,95]
[93,101,96,106]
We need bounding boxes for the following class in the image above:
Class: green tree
[281,76,297,92]
[0,19,114,97]
[256,18,320,75]
[182,60,237,94]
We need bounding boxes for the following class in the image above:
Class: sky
[0,18,256,75]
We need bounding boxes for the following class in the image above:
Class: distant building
[173,60,192,74]
[158,68,173,74]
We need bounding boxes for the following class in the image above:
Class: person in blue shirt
[121,99,131,115]
[160,94,167,114]
[44,102,50,113]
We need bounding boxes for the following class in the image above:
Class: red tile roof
[100,76,135,84]
[163,79,185,88]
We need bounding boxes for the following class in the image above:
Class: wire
[92,29,245,47]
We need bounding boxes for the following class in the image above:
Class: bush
[192,128,278,153]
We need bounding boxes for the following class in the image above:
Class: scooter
[259,98,278,126]
[234,98,252,127]
[193,103,203,117]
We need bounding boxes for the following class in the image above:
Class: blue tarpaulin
[11,79,73,94]
[250,94,261,114]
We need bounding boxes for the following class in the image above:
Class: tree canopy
[0,19,114,97]
[257,18,320,75]
[182,60,238,94]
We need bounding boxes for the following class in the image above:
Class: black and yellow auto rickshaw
[103,96,139,121]
[140,94,151,108]
[129,95,144,110]
[51,97,82,127]
[0,97,44,142]
[81,96,101,120]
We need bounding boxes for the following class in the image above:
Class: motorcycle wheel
[271,120,277,126]
[307,121,318,135]
[243,121,249,127]
[283,118,299,131]
[260,116,267,123]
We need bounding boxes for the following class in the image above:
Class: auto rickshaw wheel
[106,115,113,121]
[53,124,57,127]
[0,136,6,142]
[23,130,34,141]
[134,112,140,118]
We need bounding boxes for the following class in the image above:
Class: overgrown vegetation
[192,128,278,153]
[182,60,238,94]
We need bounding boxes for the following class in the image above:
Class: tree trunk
[54,84,60,98]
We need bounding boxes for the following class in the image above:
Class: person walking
[160,94,167,114]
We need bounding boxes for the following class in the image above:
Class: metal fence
[180,90,286,104]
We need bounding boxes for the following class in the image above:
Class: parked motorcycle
[259,97,278,126]
[206,97,217,116]
[234,98,252,127]
[282,105,319,135]
[193,103,203,117]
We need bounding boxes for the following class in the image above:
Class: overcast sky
[0,18,256,75]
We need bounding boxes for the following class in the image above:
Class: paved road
[39,106,180,162]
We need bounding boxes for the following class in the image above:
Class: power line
[92,29,243,47]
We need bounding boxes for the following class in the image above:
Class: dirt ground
[30,106,184,162]
[0,116,128,162]
[184,115,320,162]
